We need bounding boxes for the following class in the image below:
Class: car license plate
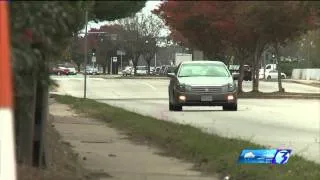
[201,95,212,102]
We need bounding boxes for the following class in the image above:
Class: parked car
[150,67,155,75]
[66,67,77,75]
[228,65,252,81]
[154,67,161,75]
[166,66,177,75]
[50,66,69,75]
[122,66,134,76]
[265,70,287,80]
[167,61,237,111]
[159,65,169,75]
[85,66,99,75]
[136,66,148,75]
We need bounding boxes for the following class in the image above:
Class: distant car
[150,67,155,75]
[159,65,169,75]
[166,66,177,75]
[66,67,77,75]
[122,66,133,76]
[265,70,286,80]
[228,65,252,81]
[85,66,98,75]
[167,61,237,111]
[50,67,69,75]
[154,67,161,75]
[136,66,148,75]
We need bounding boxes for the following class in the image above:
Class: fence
[291,69,320,81]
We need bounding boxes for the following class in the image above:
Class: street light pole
[120,53,123,71]
[83,9,88,99]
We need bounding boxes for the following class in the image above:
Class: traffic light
[92,48,96,56]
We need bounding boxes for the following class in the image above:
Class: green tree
[10,1,146,167]
[70,35,85,72]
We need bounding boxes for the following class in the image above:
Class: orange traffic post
[0,1,17,180]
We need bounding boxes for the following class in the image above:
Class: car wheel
[223,103,238,111]
[169,102,175,111]
[281,75,285,79]
[267,76,271,80]
[169,91,183,111]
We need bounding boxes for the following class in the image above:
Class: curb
[103,76,169,80]
[283,80,320,88]
[238,95,320,99]
[238,92,320,99]
[261,79,320,88]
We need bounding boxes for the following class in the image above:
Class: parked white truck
[174,53,192,66]
[259,64,277,79]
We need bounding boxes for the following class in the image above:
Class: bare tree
[117,13,164,75]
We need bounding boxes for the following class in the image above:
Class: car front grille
[190,86,223,94]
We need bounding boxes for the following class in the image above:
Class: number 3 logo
[273,150,291,164]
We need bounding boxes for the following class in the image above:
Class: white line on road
[138,81,157,91]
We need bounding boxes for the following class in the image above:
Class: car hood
[177,76,233,86]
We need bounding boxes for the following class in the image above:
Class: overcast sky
[85,1,163,31]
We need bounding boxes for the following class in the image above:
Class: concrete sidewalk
[283,79,320,87]
[49,100,219,180]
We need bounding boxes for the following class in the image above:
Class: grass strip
[53,94,320,180]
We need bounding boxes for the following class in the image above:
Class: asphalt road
[52,75,320,164]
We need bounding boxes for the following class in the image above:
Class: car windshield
[178,63,230,77]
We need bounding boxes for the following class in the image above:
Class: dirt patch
[18,113,93,180]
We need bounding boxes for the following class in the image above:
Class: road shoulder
[49,99,218,180]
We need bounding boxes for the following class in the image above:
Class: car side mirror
[167,72,176,78]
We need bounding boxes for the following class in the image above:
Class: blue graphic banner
[238,149,292,164]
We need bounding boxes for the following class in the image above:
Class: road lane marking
[138,81,157,91]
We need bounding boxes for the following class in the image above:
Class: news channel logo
[238,149,292,165]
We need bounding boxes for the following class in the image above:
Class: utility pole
[154,53,157,67]
[80,10,117,97]
[110,57,113,74]
[83,9,88,99]
[120,54,123,71]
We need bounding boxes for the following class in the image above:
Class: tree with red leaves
[153,1,234,61]
[244,1,316,92]
[154,1,316,93]
[154,1,256,92]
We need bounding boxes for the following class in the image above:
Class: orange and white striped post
[0,1,17,180]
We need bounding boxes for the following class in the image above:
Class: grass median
[53,94,320,180]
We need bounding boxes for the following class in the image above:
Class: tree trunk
[102,65,106,74]
[275,43,284,92]
[226,56,232,67]
[237,61,245,93]
[252,46,260,92]
[15,74,37,165]
[76,64,81,72]
[147,60,151,75]
[133,55,138,75]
